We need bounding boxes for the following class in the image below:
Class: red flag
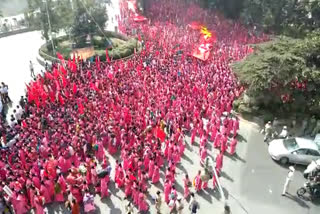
[57,52,65,65]
[60,65,67,76]
[129,174,136,181]
[45,72,53,80]
[22,120,27,129]
[55,80,61,92]
[58,94,64,105]
[62,75,67,88]
[49,90,55,103]
[90,82,99,92]
[57,52,64,60]
[156,127,166,142]
[106,48,110,63]
[72,83,77,94]
[53,68,60,79]
[78,101,84,114]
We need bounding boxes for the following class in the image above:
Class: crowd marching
[0,0,268,213]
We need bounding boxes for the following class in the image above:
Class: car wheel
[279,157,289,165]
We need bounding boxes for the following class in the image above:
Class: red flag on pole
[72,83,77,94]
[106,48,110,63]
[57,52,63,60]
[78,101,84,114]
[156,127,166,142]
[60,65,67,76]
[58,93,64,105]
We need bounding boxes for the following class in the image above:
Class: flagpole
[44,0,55,55]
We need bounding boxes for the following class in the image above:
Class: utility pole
[44,0,55,55]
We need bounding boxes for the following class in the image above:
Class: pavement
[221,118,320,214]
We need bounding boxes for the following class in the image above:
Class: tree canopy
[232,32,320,115]
[201,0,320,37]
[26,0,108,48]
[71,0,108,48]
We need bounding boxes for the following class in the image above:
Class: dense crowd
[0,0,268,213]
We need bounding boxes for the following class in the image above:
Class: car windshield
[283,138,299,151]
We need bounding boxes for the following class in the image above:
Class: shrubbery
[39,32,139,62]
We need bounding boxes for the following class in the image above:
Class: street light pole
[44,0,55,55]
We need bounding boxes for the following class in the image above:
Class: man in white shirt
[282,166,295,196]
[30,60,35,78]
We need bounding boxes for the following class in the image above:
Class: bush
[39,31,138,62]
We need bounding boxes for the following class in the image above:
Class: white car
[268,137,320,165]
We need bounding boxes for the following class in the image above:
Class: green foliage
[202,0,320,37]
[39,33,138,61]
[233,32,320,115]
[27,0,107,45]
[71,0,108,48]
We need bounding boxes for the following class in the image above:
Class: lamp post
[43,0,55,55]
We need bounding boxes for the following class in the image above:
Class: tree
[200,0,320,37]
[27,0,61,42]
[71,0,107,48]
[232,32,320,115]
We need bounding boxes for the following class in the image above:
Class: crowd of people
[0,0,268,213]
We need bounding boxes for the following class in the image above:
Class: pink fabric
[152,165,160,183]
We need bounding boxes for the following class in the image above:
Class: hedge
[39,31,140,62]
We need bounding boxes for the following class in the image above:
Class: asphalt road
[221,119,320,214]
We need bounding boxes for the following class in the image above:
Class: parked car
[268,137,320,165]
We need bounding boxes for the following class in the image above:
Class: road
[0,31,44,117]
[0,0,120,119]
[221,119,320,214]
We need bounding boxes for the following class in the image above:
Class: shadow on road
[181,153,194,164]
[220,171,234,182]
[224,152,246,163]
[198,189,213,202]
[285,193,310,209]
[237,134,247,143]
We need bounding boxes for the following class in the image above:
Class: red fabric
[22,120,27,128]
[62,75,67,88]
[106,49,110,63]
[58,94,64,105]
[156,127,166,142]
[60,66,67,76]
[53,68,60,79]
[133,15,147,22]
[72,83,77,94]
[78,101,84,114]
[189,21,203,30]
[191,43,211,61]
[57,52,64,60]
[129,174,136,181]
